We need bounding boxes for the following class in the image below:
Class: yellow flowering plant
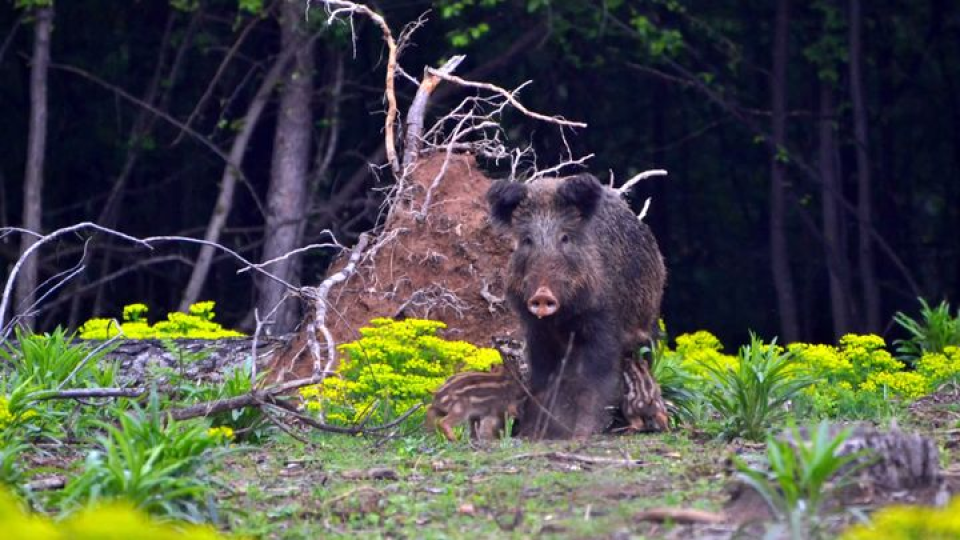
[916,346,960,389]
[788,334,940,418]
[0,488,234,540]
[79,302,244,340]
[674,330,739,378]
[300,318,502,426]
[205,426,235,443]
[840,497,960,540]
[660,328,944,423]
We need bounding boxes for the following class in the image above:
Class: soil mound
[268,152,520,382]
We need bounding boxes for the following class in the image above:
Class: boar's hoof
[527,286,559,318]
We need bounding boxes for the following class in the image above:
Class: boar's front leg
[564,324,622,438]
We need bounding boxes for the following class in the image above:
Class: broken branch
[312,0,402,176]
[425,69,587,129]
[617,169,668,196]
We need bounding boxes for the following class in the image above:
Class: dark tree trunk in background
[770,0,799,341]
[819,83,852,338]
[257,0,315,334]
[178,30,299,313]
[14,5,53,330]
[849,0,880,332]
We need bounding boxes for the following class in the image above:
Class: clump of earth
[269,152,521,381]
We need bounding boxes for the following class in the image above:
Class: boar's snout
[527,286,559,319]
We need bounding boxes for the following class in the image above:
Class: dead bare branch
[425,69,587,129]
[0,223,150,335]
[301,233,370,378]
[633,508,727,524]
[311,0,402,176]
[28,387,147,402]
[637,197,652,222]
[269,397,421,434]
[238,236,341,274]
[616,169,668,196]
[403,55,466,169]
[508,451,644,468]
[529,153,595,181]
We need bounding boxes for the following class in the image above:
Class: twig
[10,238,93,329]
[32,255,192,315]
[415,109,473,220]
[268,397,421,434]
[260,401,316,446]
[25,476,66,492]
[237,237,341,274]
[529,154,595,181]
[425,69,587,129]
[145,235,296,291]
[0,222,150,334]
[507,451,644,468]
[27,387,147,402]
[637,197,652,222]
[533,332,575,440]
[633,508,727,524]
[617,169,668,196]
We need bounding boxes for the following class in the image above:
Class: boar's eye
[521,236,533,247]
[559,233,570,244]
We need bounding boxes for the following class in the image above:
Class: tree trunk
[770,0,799,341]
[849,0,880,331]
[14,5,53,330]
[819,83,853,338]
[178,37,302,313]
[257,0,315,334]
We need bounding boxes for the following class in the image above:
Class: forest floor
[212,396,960,539]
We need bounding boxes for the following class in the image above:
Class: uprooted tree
[0,0,664,440]
[257,0,679,440]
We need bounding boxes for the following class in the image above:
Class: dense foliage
[0,326,239,523]
[300,318,502,425]
[654,316,960,436]
[57,396,225,521]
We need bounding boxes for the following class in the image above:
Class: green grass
[213,431,730,538]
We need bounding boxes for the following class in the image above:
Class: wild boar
[487,173,666,438]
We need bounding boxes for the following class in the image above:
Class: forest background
[1,0,957,345]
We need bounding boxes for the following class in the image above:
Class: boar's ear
[487,181,528,226]
[557,174,603,219]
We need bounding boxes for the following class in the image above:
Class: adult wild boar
[487,174,666,439]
